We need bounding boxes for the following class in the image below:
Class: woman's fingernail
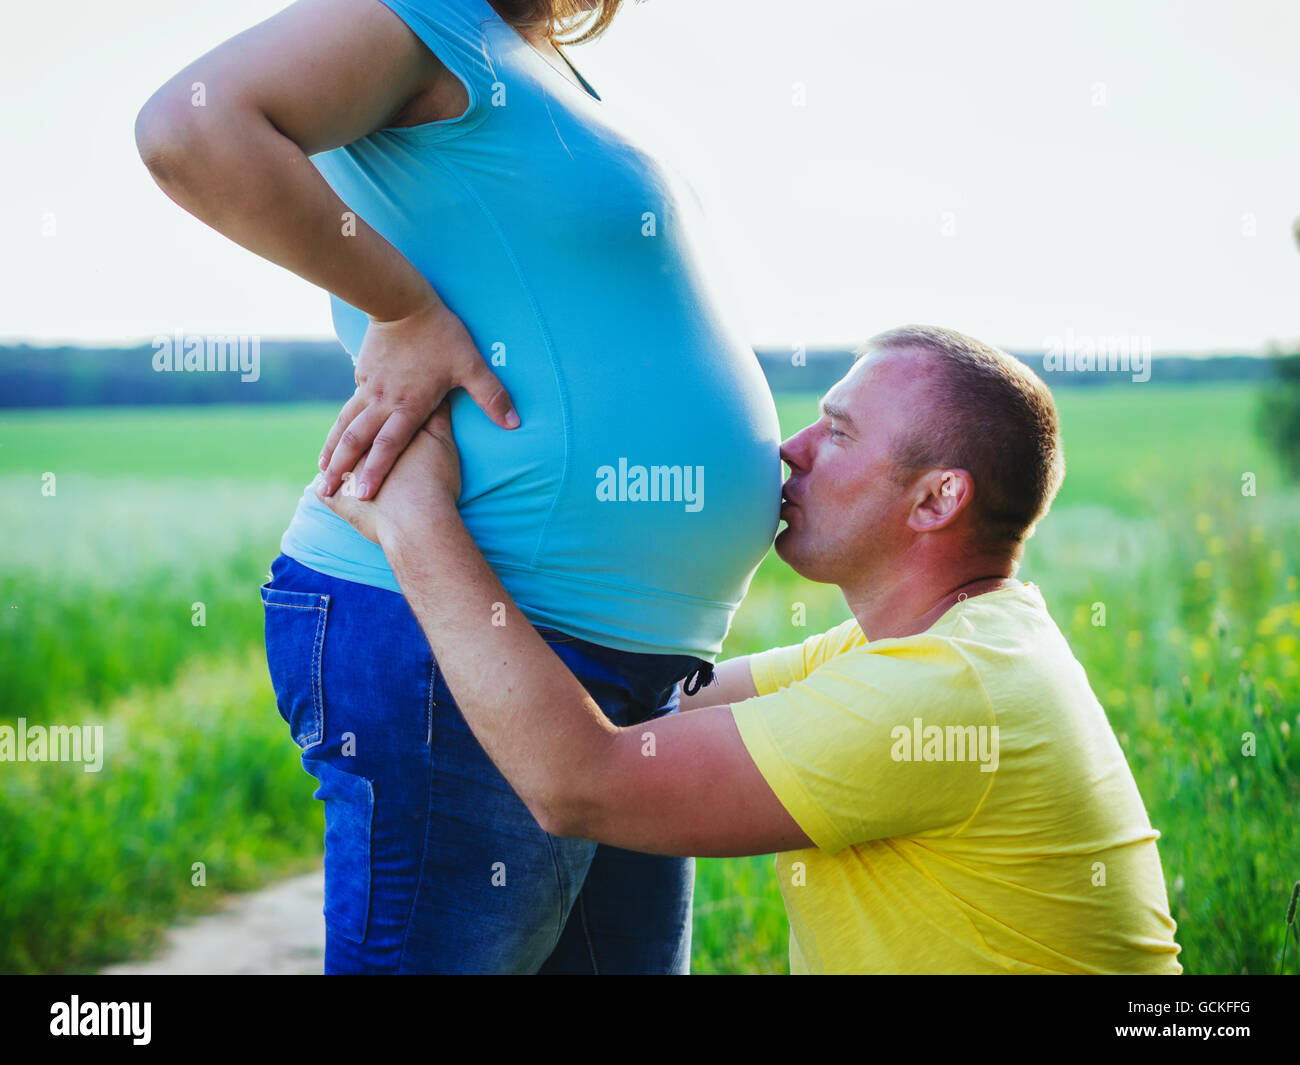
[319,456,327,470]
[505,409,520,428]
[357,483,370,500]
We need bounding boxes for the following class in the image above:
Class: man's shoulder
[794,619,992,721]
[925,583,1073,673]
[821,583,1082,714]
[758,584,1076,715]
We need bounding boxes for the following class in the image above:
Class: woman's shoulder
[374,0,507,86]
[364,0,511,136]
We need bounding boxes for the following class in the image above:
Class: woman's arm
[134,0,518,498]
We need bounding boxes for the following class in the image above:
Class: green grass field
[1,384,1297,974]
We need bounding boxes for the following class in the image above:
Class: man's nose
[779,438,797,472]
[779,425,813,472]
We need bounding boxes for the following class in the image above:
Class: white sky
[3,0,1297,353]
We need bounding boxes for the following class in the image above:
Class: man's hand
[315,397,462,546]
[316,395,810,858]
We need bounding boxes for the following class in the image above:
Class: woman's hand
[317,298,518,500]
[316,399,462,547]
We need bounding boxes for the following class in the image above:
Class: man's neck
[841,559,1019,642]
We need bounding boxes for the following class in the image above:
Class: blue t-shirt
[280,0,782,659]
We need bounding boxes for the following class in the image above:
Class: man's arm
[380,505,811,858]
[676,656,757,712]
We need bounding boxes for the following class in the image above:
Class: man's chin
[774,526,803,569]
[776,527,834,584]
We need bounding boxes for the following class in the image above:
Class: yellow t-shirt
[730,582,1182,975]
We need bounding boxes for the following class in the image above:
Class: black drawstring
[681,660,715,697]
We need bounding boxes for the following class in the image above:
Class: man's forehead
[825,347,929,411]
[858,344,929,377]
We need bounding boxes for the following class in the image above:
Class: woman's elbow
[134,93,192,181]
[134,81,224,187]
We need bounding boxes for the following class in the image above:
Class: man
[318,324,1183,974]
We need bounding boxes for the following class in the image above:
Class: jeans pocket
[261,582,329,751]
[309,758,375,944]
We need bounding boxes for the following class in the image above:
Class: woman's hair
[486,0,631,45]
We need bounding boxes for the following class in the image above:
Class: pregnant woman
[136,0,781,974]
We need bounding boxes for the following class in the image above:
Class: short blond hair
[864,325,1065,548]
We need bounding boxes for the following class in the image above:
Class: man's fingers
[357,408,421,500]
[464,366,519,430]
[320,391,367,471]
[315,448,370,525]
[314,471,344,513]
[320,404,386,496]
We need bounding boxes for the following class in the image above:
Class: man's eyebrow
[818,398,858,430]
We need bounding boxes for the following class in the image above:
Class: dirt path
[99,869,325,975]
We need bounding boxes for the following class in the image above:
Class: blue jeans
[260,553,705,974]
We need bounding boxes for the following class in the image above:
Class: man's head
[776,325,1065,590]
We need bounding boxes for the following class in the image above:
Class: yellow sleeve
[747,616,864,696]
[731,636,996,854]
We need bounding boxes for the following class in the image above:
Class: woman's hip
[259,551,700,971]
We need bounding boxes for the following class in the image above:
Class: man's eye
[828,426,844,439]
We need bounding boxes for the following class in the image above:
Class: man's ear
[907,468,974,533]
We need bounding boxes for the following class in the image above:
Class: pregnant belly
[450,353,783,604]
